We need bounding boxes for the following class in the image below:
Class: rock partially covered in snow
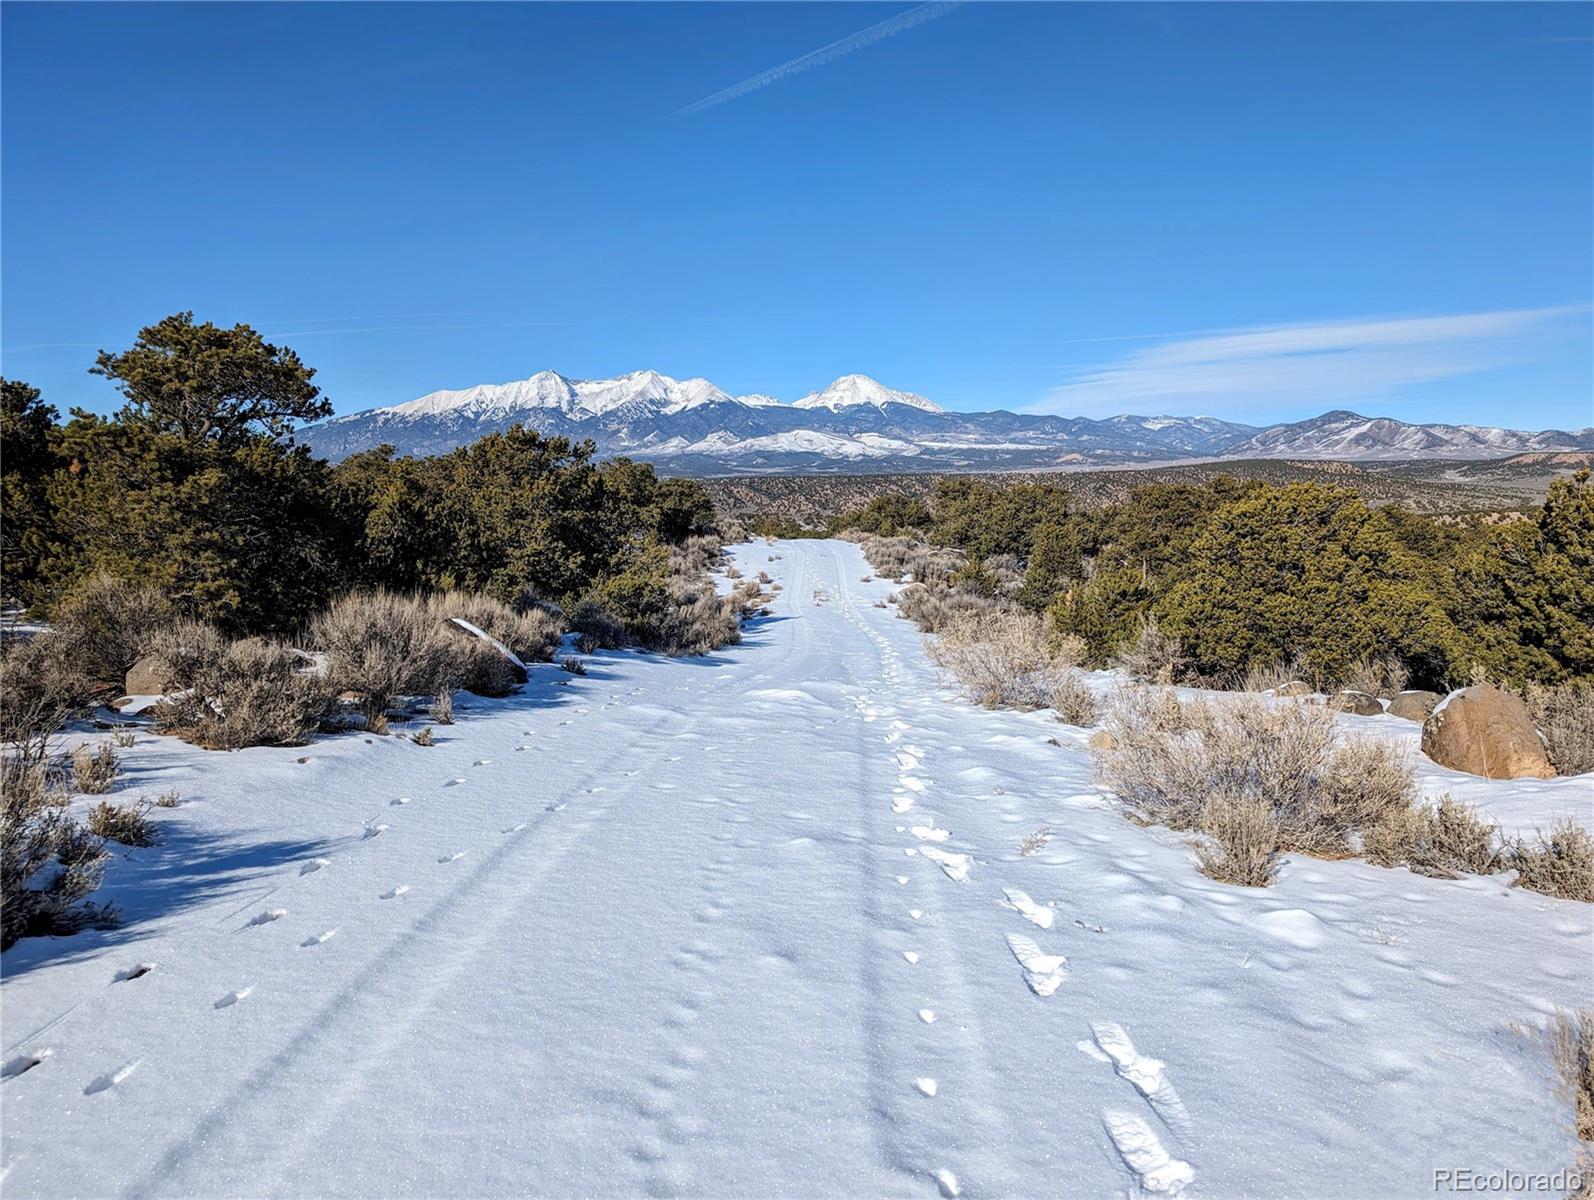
[1387,689,1442,722]
[1421,685,1555,779]
[1329,690,1382,716]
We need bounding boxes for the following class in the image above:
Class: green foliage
[91,312,330,444]
[930,479,1071,561]
[1,379,63,607]
[841,492,932,537]
[1155,484,1458,685]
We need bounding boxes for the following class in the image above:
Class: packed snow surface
[2,540,1590,1198]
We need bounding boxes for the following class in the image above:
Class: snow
[791,373,945,414]
[2,539,1589,1198]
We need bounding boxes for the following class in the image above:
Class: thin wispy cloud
[673,1,964,117]
[1027,305,1590,418]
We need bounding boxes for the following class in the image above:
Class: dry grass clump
[570,602,629,652]
[1095,694,1421,882]
[1049,671,1098,727]
[1338,654,1409,700]
[1,633,89,763]
[896,583,1016,635]
[87,800,160,847]
[1018,826,1052,856]
[1524,681,1594,777]
[1192,794,1280,887]
[560,656,587,676]
[144,619,228,690]
[927,609,1077,710]
[152,639,335,749]
[71,743,118,794]
[1,760,115,949]
[852,534,963,585]
[1364,795,1501,877]
[429,690,454,724]
[312,591,460,730]
[411,726,435,746]
[1111,617,1189,684]
[1507,820,1594,903]
[421,591,563,664]
[1550,1009,1594,1146]
[50,573,177,682]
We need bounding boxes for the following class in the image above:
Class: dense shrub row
[842,471,1593,690]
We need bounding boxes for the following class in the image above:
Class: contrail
[674,1,964,116]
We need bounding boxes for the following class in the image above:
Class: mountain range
[296,370,1594,474]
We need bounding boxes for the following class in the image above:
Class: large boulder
[1329,690,1383,716]
[1387,689,1442,722]
[1421,685,1555,779]
[124,655,168,695]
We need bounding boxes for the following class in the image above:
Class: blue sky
[3,2,1590,428]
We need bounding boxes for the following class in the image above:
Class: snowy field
[2,539,1590,1199]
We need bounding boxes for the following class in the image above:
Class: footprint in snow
[3,1049,52,1079]
[473,759,492,767]
[443,778,466,787]
[301,930,337,947]
[892,796,916,814]
[934,1168,961,1197]
[247,908,287,927]
[1102,1109,1194,1195]
[214,988,252,1009]
[919,1009,936,1023]
[362,824,388,840]
[902,951,920,964]
[896,876,909,885]
[380,885,409,900]
[389,797,410,806]
[1088,1022,1193,1137]
[437,852,465,863]
[915,1077,938,1097]
[1000,887,1054,930]
[300,858,330,875]
[1006,933,1067,996]
[113,963,154,982]
[909,909,923,920]
[910,825,950,843]
[921,848,970,882]
[83,1059,140,1094]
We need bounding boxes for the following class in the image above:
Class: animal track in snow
[1102,1109,1194,1195]
[389,797,410,806]
[3,1049,51,1078]
[895,751,922,770]
[919,1009,936,1024]
[214,987,252,1009]
[444,777,466,787]
[301,930,337,947]
[902,951,920,964]
[915,1077,938,1096]
[438,851,465,863]
[503,822,527,834]
[910,826,950,843]
[83,1059,139,1094]
[113,963,154,982]
[1005,933,1067,996]
[380,885,410,900]
[1000,887,1054,929]
[300,858,330,875]
[892,796,916,814]
[473,759,492,766]
[898,776,928,794]
[934,1167,961,1197]
[908,909,923,920]
[362,824,388,840]
[248,908,287,927]
[921,848,970,882]
[896,875,909,885]
[1089,1023,1193,1136]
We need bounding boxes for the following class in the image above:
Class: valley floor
[2,540,1590,1199]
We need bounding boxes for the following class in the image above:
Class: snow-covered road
[3,540,1590,1198]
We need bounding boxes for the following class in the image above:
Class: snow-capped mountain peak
[792,374,944,414]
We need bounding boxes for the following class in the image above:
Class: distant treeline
[1,314,721,635]
[829,475,1592,689]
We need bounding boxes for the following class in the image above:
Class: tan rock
[1387,689,1442,722]
[1421,685,1555,779]
[1329,690,1383,716]
[124,655,168,695]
